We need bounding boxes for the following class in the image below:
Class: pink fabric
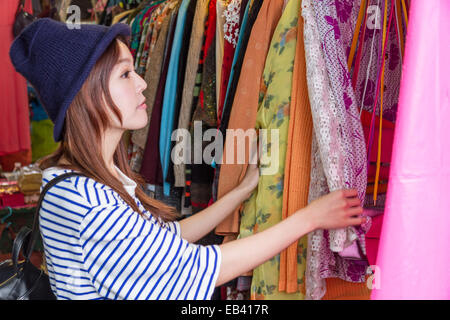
[361,109,395,181]
[0,0,32,156]
[365,213,383,266]
[372,0,450,299]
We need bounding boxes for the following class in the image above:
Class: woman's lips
[137,103,147,110]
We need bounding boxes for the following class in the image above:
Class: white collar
[114,166,137,197]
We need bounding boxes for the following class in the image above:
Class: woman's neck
[57,128,124,181]
[102,127,124,180]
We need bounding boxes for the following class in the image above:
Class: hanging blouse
[302,0,370,300]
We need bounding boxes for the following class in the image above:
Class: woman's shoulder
[41,166,115,208]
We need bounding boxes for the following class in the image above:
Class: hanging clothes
[136,1,169,77]
[217,0,242,122]
[239,0,303,300]
[131,1,177,155]
[211,0,262,204]
[0,0,32,157]
[140,7,180,185]
[187,0,217,212]
[166,0,199,186]
[219,0,254,135]
[181,1,214,211]
[173,0,211,188]
[160,0,193,196]
[215,0,283,238]
[353,0,402,123]
[128,2,167,172]
[278,7,312,294]
[215,0,227,114]
[302,0,370,300]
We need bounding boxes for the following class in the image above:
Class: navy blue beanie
[9,18,131,142]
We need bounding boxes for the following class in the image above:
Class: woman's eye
[121,71,130,79]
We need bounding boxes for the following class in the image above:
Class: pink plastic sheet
[371,0,450,299]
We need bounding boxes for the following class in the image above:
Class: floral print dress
[238,0,308,300]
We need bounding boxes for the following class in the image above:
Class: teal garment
[130,8,147,58]
[222,0,251,115]
[159,0,191,196]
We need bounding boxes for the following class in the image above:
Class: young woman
[10,19,365,300]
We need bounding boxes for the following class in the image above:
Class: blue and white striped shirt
[39,166,221,300]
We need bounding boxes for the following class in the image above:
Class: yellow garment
[239,0,305,300]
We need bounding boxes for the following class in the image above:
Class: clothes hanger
[351,0,370,89]
[395,0,404,60]
[372,0,389,205]
[347,0,367,71]
[359,0,382,119]
[401,0,408,27]
[366,0,395,205]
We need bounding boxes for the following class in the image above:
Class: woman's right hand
[302,189,365,231]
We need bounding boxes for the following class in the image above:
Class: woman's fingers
[345,205,363,217]
[341,188,358,198]
[348,215,366,226]
[346,197,361,208]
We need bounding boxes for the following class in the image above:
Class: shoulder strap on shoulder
[24,172,87,261]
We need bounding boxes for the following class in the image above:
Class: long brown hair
[39,35,179,223]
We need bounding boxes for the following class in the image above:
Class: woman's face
[108,39,148,131]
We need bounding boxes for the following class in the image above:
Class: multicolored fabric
[239,0,305,300]
[302,0,370,300]
[353,0,402,122]
[183,0,216,210]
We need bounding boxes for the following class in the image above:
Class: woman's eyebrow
[116,58,133,65]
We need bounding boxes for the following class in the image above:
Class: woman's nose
[136,73,147,93]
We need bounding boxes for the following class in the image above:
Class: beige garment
[173,0,211,187]
[131,11,172,149]
[216,0,227,114]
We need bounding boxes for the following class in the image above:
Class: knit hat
[9,18,131,142]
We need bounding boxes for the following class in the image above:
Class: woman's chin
[129,119,148,131]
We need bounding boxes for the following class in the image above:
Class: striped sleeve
[136,200,181,237]
[164,220,181,237]
[79,202,221,300]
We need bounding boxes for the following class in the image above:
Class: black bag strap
[12,171,86,273]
